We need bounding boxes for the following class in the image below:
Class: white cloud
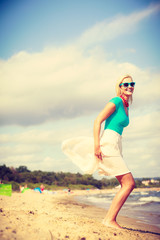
[0,3,160,177]
[0,119,93,171]
[148,160,157,167]
[0,144,41,158]
[1,4,160,126]
[0,46,159,126]
[77,3,160,47]
[122,112,160,177]
[125,111,160,140]
[37,156,80,173]
[2,154,35,166]
[0,110,159,176]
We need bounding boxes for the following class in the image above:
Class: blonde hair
[115,74,133,103]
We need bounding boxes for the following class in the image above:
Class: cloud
[0,119,93,171]
[125,111,160,140]
[122,111,160,177]
[37,156,80,173]
[0,45,159,126]
[0,3,160,178]
[0,110,159,176]
[77,3,160,47]
[0,144,41,158]
[0,3,160,126]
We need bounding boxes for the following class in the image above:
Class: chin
[126,91,133,96]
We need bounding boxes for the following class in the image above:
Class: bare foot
[102,219,122,229]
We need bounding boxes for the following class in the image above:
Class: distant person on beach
[40,184,45,192]
[19,185,24,193]
[93,75,135,229]
[62,75,135,229]
[19,184,29,193]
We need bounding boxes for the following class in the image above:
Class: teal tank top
[104,97,129,135]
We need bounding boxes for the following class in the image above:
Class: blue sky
[1,0,160,69]
[0,0,160,178]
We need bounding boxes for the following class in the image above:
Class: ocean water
[76,190,160,228]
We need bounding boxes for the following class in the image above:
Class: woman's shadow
[123,227,160,236]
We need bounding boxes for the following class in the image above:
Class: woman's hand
[93,102,116,163]
[94,145,103,162]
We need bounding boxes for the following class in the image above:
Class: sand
[0,188,160,240]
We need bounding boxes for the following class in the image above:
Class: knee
[130,180,135,191]
[123,179,135,192]
[117,173,135,192]
[127,179,135,191]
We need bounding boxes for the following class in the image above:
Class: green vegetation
[0,165,160,191]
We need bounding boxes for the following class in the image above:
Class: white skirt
[62,129,130,177]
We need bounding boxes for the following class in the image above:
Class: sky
[0,0,160,178]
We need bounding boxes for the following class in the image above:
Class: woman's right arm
[93,102,116,161]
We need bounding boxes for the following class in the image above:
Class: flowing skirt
[62,129,130,177]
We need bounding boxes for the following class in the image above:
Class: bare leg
[103,172,135,229]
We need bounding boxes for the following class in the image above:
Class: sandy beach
[0,188,160,240]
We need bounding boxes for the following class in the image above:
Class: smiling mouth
[127,89,133,92]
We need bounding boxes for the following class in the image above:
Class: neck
[121,94,129,102]
[120,95,129,107]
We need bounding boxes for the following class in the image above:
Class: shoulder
[109,97,122,106]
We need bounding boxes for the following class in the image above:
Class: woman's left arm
[93,102,116,161]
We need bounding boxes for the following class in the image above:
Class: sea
[76,189,160,228]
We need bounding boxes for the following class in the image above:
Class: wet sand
[0,188,160,240]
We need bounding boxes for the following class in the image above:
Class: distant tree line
[0,165,159,191]
[0,164,119,189]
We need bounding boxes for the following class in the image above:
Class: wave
[76,192,160,228]
[132,191,149,196]
[86,196,111,204]
[78,191,160,210]
[139,196,160,203]
[139,191,149,195]
[125,201,147,206]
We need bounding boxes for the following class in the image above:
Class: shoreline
[71,187,160,230]
[72,187,160,228]
[0,188,160,240]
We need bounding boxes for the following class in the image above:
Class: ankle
[103,217,116,223]
[102,219,122,229]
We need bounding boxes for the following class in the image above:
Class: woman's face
[120,77,134,97]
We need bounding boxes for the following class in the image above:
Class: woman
[94,74,135,229]
[62,74,135,229]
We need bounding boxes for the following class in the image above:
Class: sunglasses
[119,82,135,88]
